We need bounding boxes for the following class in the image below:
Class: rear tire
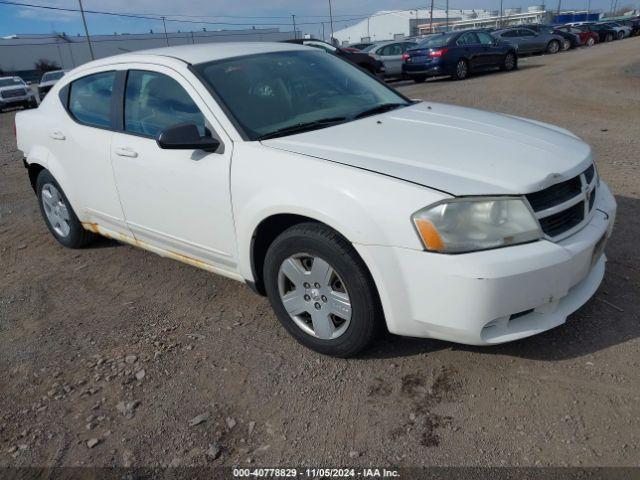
[263,222,382,357]
[586,37,595,47]
[452,58,469,80]
[500,52,517,71]
[617,31,624,40]
[547,40,560,54]
[561,39,571,51]
[605,33,613,42]
[36,169,96,249]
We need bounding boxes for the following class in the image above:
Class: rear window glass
[68,71,115,128]
[416,33,454,48]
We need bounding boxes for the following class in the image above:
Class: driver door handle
[114,147,138,158]
[49,131,65,140]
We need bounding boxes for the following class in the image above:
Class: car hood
[261,102,593,196]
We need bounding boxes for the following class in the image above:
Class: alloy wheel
[277,254,352,340]
[41,183,71,237]
[587,37,595,47]
[505,53,516,70]
[456,60,468,79]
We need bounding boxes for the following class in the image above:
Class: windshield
[194,50,409,140]
[42,71,64,82]
[416,33,454,49]
[0,78,23,87]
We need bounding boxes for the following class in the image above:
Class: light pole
[162,16,169,46]
[292,14,297,39]
[78,0,94,60]
[328,0,334,44]
[429,0,435,33]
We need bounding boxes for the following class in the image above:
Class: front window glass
[477,32,494,45]
[124,70,206,138]
[194,50,409,140]
[68,71,115,128]
[0,78,22,87]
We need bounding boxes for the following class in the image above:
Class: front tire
[586,37,595,47]
[263,223,382,357]
[605,33,613,42]
[561,39,571,51]
[36,170,95,248]
[617,31,624,40]
[547,40,560,54]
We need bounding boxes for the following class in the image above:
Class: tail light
[429,48,449,57]
[402,53,410,61]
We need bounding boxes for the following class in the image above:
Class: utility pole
[321,22,325,41]
[586,0,591,15]
[328,0,334,44]
[556,0,562,15]
[446,0,449,31]
[190,31,195,44]
[429,0,435,33]
[78,0,94,60]
[292,14,297,39]
[499,0,504,27]
[367,16,370,38]
[162,16,169,46]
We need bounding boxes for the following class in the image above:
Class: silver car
[363,40,417,77]
[491,27,564,54]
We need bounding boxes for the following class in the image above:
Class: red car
[555,25,599,47]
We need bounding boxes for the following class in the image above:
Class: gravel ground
[1,37,639,468]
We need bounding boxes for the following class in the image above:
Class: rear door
[52,69,129,236]
[110,65,238,273]
[377,43,405,75]
[455,32,483,69]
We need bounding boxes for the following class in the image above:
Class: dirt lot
[1,38,639,469]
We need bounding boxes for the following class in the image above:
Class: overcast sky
[0,0,634,37]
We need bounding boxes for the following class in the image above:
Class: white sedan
[15,42,616,357]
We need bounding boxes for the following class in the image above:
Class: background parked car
[555,25,599,46]
[403,30,517,82]
[526,24,577,50]
[577,24,617,43]
[284,39,384,76]
[37,70,66,100]
[618,18,640,36]
[491,27,564,54]
[362,40,417,78]
[599,22,632,39]
[0,76,37,111]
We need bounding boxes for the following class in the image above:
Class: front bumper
[356,181,617,345]
[0,94,36,107]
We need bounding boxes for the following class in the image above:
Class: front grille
[525,165,597,239]
[526,176,582,211]
[538,202,585,237]
[1,88,27,99]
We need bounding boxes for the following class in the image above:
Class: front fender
[231,143,448,282]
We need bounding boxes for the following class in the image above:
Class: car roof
[85,42,310,69]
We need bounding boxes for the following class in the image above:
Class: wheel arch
[249,213,376,297]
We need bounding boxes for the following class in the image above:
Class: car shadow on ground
[364,195,639,361]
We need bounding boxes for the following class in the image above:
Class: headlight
[412,197,542,253]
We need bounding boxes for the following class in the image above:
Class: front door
[110,67,238,274]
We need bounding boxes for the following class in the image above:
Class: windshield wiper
[257,116,347,140]
[351,102,409,120]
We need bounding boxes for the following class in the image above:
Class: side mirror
[157,123,220,152]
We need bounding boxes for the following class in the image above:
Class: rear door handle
[114,147,138,158]
[49,131,65,140]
